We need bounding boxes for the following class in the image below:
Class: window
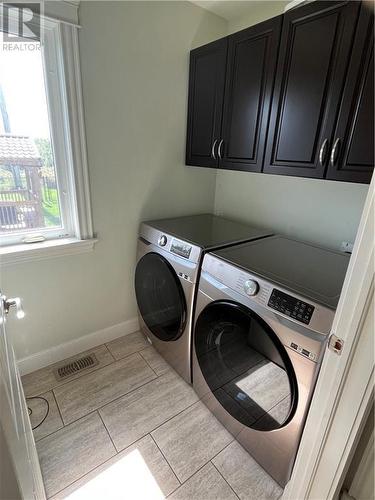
[0,40,65,240]
[0,5,94,260]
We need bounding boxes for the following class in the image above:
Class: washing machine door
[135,252,187,341]
[194,300,298,431]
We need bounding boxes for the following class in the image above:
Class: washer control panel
[268,289,315,325]
[158,234,168,247]
[170,239,192,259]
[243,279,259,296]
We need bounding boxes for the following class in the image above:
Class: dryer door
[194,300,298,431]
[135,253,187,341]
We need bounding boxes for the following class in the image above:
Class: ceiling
[190,1,290,22]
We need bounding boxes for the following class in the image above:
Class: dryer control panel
[201,253,335,336]
[268,289,315,325]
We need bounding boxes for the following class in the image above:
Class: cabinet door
[326,4,374,184]
[186,38,227,168]
[219,16,282,172]
[264,1,361,179]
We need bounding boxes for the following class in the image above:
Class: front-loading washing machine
[192,235,350,486]
[134,214,272,383]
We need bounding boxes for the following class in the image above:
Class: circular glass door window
[195,301,298,431]
[135,253,187,341]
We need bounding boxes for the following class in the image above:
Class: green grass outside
[42,187,61,227]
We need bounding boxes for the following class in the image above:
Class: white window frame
[0,7,95,264]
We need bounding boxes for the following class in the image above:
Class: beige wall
[228,1,287,33]
[214,1,369,250]
[2,1,226,360]
[215,172,368,249]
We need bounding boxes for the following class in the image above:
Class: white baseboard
[17,317,140,375]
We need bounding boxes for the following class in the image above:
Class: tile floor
[23,331,283,500]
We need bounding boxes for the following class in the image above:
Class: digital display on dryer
[268,289,314,324]
[170,239,192,259]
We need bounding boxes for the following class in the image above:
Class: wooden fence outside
[0,188,43,231]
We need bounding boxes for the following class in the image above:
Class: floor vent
[54,354,99,381]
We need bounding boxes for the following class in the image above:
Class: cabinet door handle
[218,139,224,159]
[330,138,341,167]
[319,138,329,166]
[211,139,218,160]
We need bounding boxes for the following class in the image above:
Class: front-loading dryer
[134,214,272,383]
[193,236,350,486]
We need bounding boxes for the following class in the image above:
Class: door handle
[330,138,341,167]
[218,139,224,159]
[319,138,329,166]
[2,295,25,319]
[211,139,218,160]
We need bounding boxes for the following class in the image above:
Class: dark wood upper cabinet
[219,16,282,172]
[263,1,361,179]
[185,1,373,184]
[186,38,227,168]
[326,3,374,183]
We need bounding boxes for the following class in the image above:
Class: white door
[0,293,45,500]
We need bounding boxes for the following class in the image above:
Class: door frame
[283,176,374,499]
[0,294,46,500]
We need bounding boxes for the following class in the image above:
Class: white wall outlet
[341,241,354,253]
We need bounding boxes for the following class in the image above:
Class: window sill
[0,238,98,266]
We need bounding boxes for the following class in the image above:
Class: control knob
[158,235,168,247]
[244,279,259,296]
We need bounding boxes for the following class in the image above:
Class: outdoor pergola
[0,134,43,231]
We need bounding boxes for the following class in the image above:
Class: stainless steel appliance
[134,214,272,383]
[193,236,350,486]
